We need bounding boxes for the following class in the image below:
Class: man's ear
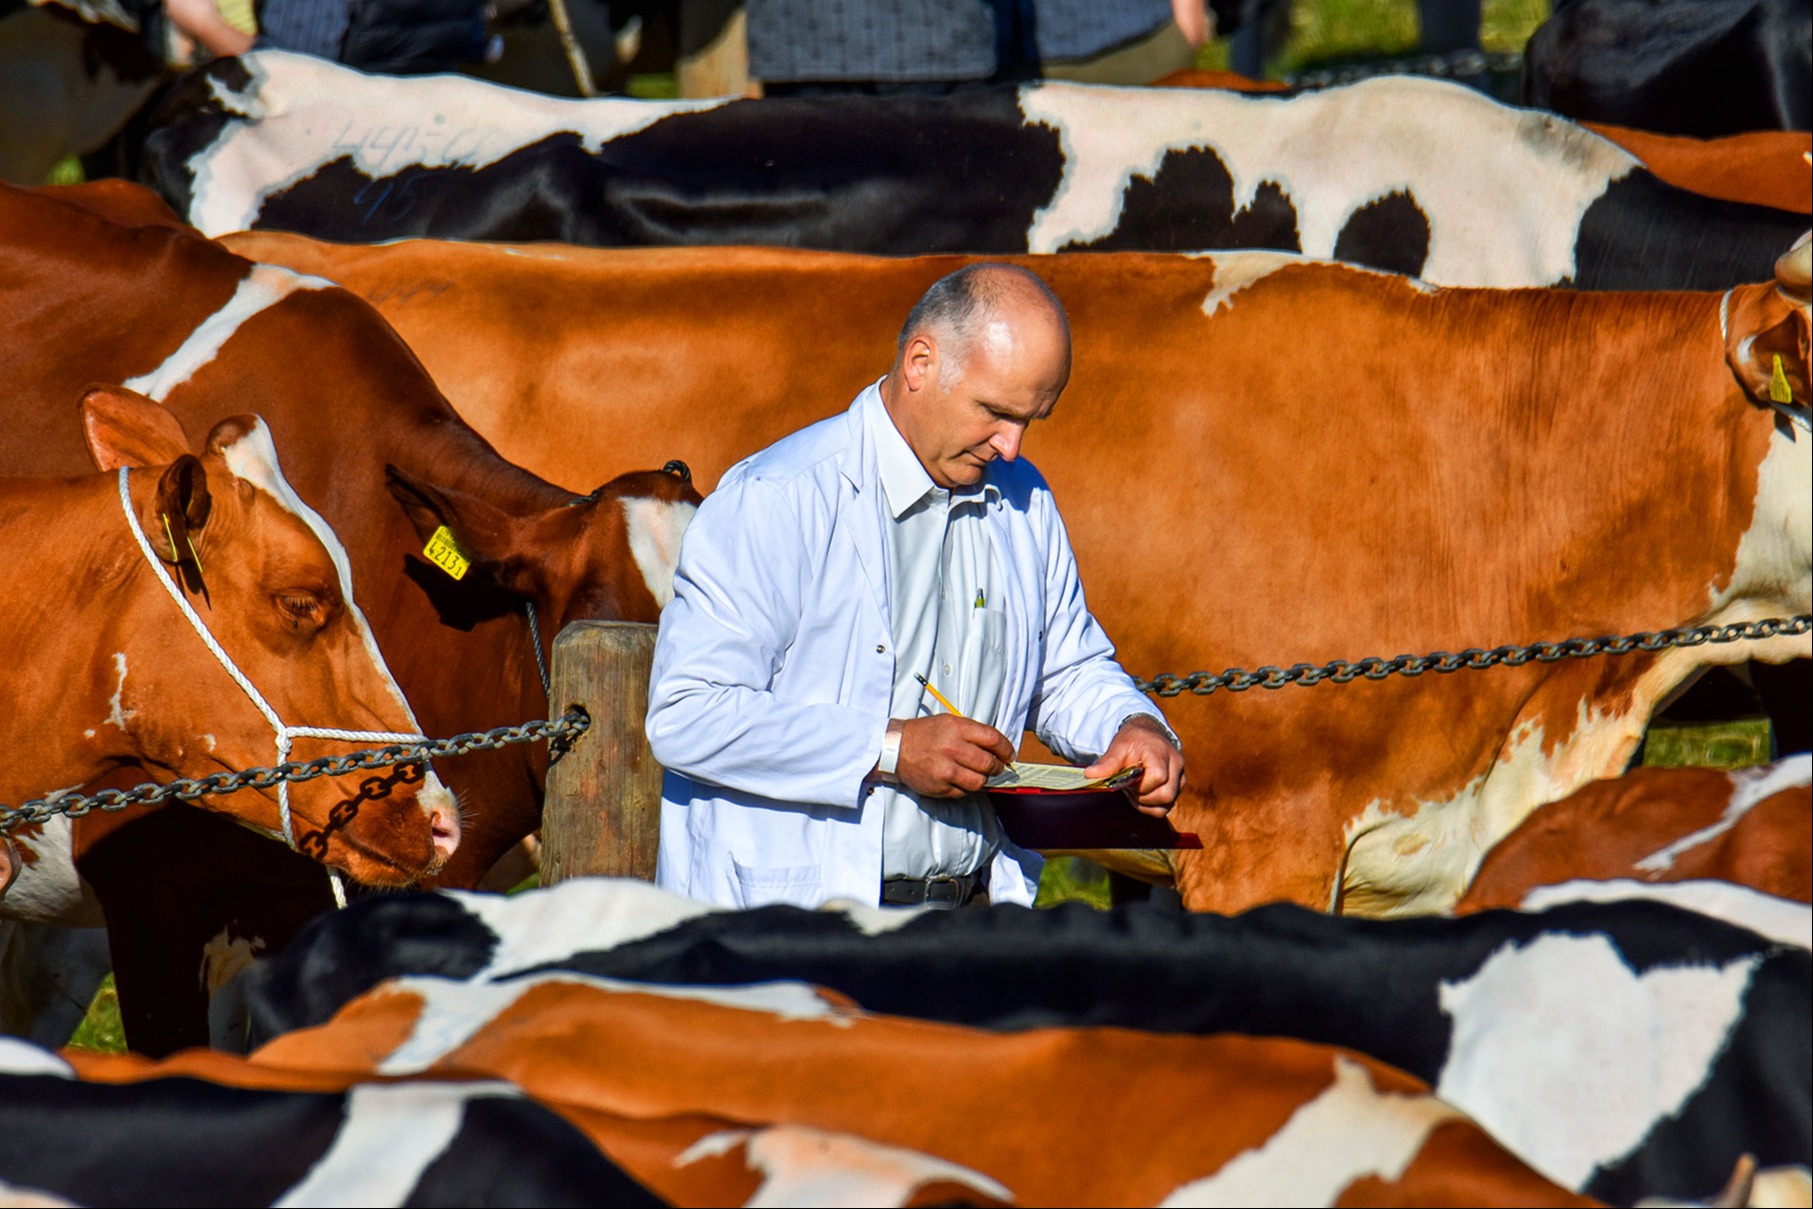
[80,385,192,471]
[385,464,537,595]
[1726,240,1812,411]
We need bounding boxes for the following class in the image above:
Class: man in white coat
[646,264,1185,910]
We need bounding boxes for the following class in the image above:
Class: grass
[65,974,125,1055]
[1641,719,1774,770]
[1035,855,1114,909]
[1195,0,1550,78]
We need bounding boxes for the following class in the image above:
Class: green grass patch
[66,974,125,1055]
[626,73,679,99]
[1196,0,1550,78]
[1035,854,1112,909]
[1642,719,1774,770]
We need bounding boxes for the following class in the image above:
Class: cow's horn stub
[1777,234,1812,301]
[662,460,692,483]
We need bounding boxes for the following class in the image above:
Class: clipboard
[984,766,1201,851]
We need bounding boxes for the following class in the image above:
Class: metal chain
[0,710,590,832]
[1136,615,1812,698]
[10,615,1807,825]
[1286,48,1524,90]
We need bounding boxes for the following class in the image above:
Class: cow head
[385,461,701,632]
[1725,235,1811,423]
[78,386,461,886]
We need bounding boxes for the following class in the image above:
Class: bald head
[883,264,1072,489]
[896,264,1072,383]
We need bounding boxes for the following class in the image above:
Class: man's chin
[944,459,989,487]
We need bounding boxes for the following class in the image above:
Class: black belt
[881,874,982,909]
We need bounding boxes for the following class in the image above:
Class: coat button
[876,643,886,653]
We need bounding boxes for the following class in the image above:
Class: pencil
[913,673,965,719]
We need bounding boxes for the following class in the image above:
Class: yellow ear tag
[1769,354,1794,404]
[423,525,471,580]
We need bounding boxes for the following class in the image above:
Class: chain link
[1135,615,1812,698]
[8,614,1808,827]
[0,710,590,832]
[1285,48,1524,90]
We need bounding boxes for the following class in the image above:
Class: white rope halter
[117,467,427,880]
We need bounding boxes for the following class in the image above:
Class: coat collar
[837,381,892,628]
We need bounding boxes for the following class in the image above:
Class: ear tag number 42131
[424,525,471,580]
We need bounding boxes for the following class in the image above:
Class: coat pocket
[730,857,823,910]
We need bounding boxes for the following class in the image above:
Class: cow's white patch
[124,263,330,400]
[198,926,266,995]
[190,51,730,235]
[677,1124,1013,1208]
[200,732,216,751]
[1753,1165,1813,1207]
[1635,755,1811,875]
[273,1081,520,1208]
[1340,631,1733,918]
[0,817,103,927]
[1017,77,1636,284]
[1435,933,1757,1191]
[1199,251,1307,316]
[1521,879,1812,950]
[378,971,845,1075]
[1703,418,1813,662]
[1159,1057,1460,1207]
[217,418,426,736]
[103,651,136,731]
[1199,250,1437,317]
[821,898,930,936]
[448,878,719,980]
[0,1036,73,1079]
[81,729,94,739]
[0,1177,77,1207]
[620,496,696,608]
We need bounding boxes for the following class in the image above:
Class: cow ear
[385,464,538,595]
[148,455,212,581]
[80,385,192,471]
[1726,241,1812,412]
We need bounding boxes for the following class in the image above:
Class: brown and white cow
[0,389,458,900]
[62,971,1597,1207]
[0,182,700,1053]
[1457,755,1811,915]
[223,233,1813,916]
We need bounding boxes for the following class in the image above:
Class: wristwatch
[879,720,904,780]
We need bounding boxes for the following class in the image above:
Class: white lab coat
[646,386,1166,909]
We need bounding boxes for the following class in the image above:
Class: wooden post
[677,0,751,98]
[541,620,663,885]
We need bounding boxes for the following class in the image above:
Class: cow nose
[419,772,462,864]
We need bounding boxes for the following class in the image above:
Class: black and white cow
[1524,0,1812,138]
[0,1036,664,1207]
[239,877,1812,1208]
[142,49,1808,290]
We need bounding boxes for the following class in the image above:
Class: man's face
[896,311,1071,489]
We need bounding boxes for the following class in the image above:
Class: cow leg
[78,805,337,1057]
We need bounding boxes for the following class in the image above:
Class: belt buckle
[924,875,966,908]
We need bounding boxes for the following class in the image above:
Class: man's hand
[891,715,1015,799]
[1172,0,1215,49]
[1084,715,1185,816]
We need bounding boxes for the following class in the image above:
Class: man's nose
[990,425,1024,461]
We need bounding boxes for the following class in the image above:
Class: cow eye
[274,591,328,631]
